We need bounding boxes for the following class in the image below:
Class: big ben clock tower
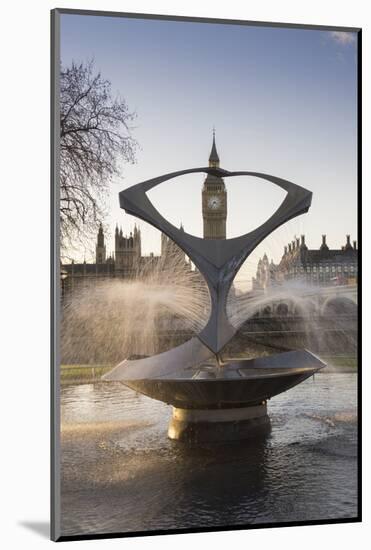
[202,131,227,239]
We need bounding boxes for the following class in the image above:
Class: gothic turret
[95,223,106,264]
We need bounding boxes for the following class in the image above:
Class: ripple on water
[60,373,358,536]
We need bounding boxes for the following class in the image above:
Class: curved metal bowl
[103,349,326,409]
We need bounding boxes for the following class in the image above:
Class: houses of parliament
[62,132,227,281]
[62,132,357,288]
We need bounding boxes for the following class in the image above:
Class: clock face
[208,196,221,210]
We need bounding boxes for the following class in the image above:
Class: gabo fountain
[103,167,326,442]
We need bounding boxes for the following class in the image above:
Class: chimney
[288,243,292,253]
[300,235,308,252]
[284,246,287,255]
[296,238,300,248]
[292,240,296,251]
[353,240,357,250]
[345,235,353,250]
[320,234,329,251]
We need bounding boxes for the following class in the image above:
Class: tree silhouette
[60,60,137,251]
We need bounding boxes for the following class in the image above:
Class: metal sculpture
[103,167,326,441]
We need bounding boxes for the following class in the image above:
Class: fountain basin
[121,366,321,409]
[103,348,325,441]
[103,347,326,408]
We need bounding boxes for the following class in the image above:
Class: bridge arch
[293,297,318,317]
[262,305,272,317]
[276,302,289,316]
[322,296,357,317]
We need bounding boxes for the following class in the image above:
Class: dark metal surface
[103,350,326,408]
[119,167,312,353]
[102,337,212,381]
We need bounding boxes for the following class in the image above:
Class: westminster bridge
[159,285,358,357]
[61,285,357,364]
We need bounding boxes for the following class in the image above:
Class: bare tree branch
[60,60,137,252]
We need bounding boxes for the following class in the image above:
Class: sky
[60,14,358,282]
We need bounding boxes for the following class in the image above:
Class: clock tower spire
[209,127,220,168]
[202,130,227,239]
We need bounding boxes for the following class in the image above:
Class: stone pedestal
[168,402,270,442]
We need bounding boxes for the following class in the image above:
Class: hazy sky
[60,14,358,280]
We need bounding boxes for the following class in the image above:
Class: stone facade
[253,234,358,289]
[62,222,188,283]
[202,132,227,239]
[114,223,142,276]
[252,253,279,290]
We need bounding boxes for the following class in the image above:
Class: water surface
[60,373,358,536]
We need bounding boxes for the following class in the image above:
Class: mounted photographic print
[51,8,361,542]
